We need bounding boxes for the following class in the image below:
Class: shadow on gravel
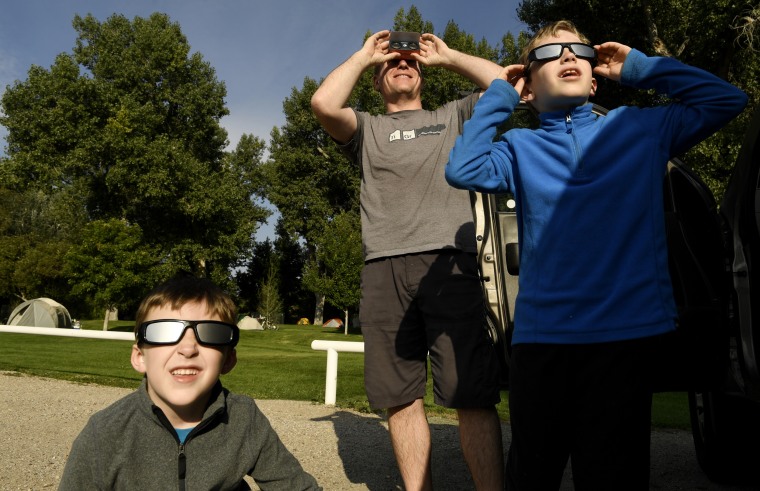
[311,409,760,491]
[312,411,478,490]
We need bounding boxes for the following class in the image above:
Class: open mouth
[560,69,580,78]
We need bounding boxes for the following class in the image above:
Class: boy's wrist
[619,48,644,86]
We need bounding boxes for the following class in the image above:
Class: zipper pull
[178,443,187,488]
[565,113,572,133]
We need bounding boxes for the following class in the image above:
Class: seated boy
[59,275,321,490]
[445,20,747,490]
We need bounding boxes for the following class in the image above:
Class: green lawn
[0,322,691,429]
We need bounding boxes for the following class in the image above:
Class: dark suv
[474,103,760,484]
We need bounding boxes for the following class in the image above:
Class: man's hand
[362,30,400,68]
[593,42,632,82]
[414,33,449,67]
[410,32,502,91]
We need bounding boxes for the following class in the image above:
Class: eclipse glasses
[137,319,239,346]
[389,31,420,59]
[527,42,597,65]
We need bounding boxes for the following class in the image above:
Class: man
[311,29,504,490]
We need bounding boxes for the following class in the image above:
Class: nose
[561,47,577,62]
[176,328,199,356]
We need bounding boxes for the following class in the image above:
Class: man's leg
[387,398,433,491]
[458,407,504,490]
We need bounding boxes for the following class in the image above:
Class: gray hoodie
[59,379,321,491]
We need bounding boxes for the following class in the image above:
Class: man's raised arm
[311,30,396,144]
[414,33,502,91]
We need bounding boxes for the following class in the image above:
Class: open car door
[686,106,760,484]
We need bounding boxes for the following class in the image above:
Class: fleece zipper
[565,112,584,173]
[153,405,224,491]
[177,443,187,491]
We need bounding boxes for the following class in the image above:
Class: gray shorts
[360,250,501,410]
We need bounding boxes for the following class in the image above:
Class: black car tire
[688,389,760,484]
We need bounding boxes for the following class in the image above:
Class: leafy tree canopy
[0,13,269,315]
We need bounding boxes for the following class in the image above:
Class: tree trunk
[102,307,118,331]
[313,293,324,326]
[344,309,349,335]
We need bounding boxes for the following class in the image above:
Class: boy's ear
[589,77,598,97]
[221,348,237,375]
[131,344,147,374]
[521,82,534,102]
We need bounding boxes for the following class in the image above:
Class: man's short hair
[134,275,238,339]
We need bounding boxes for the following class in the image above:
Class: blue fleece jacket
[445,49,748,345]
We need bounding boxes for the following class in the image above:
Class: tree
[257,262,283,326]
[235,220,310,324]
[0,13,269,314]
[272,219,311,323]
[0,187,84,307]
[302,211,363,334]
[263,77,360,324]
[517,0,758,199]
[64,218,158,329]
[235,238,275,314]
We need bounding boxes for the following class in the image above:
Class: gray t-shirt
[341,94,479,261]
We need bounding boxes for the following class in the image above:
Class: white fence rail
[310,340,365,405]
[0,325,134,341]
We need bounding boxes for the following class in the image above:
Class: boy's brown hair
[134,275,238,339]
[519,20,592,68]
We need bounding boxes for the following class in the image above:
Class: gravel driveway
[1,371,757,490]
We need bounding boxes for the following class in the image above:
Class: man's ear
[590,77,597,97]
[131,344,147,374]
[221,348,237,375]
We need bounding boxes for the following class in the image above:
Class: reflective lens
[138,320,239,346]
[390,40,419,50]
[528,43,596,63]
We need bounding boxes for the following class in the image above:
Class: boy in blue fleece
[445,20,747,490]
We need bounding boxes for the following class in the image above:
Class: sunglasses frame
[137,319,240,347]
[528,42,597,63]
[524,42,597,78]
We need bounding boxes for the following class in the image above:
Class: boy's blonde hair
[519,20,592,67]
[134,275,238,339]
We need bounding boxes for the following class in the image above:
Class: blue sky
[0,0,526,238]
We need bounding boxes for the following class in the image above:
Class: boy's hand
[593,42,632,82]
[498,64,527,98]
